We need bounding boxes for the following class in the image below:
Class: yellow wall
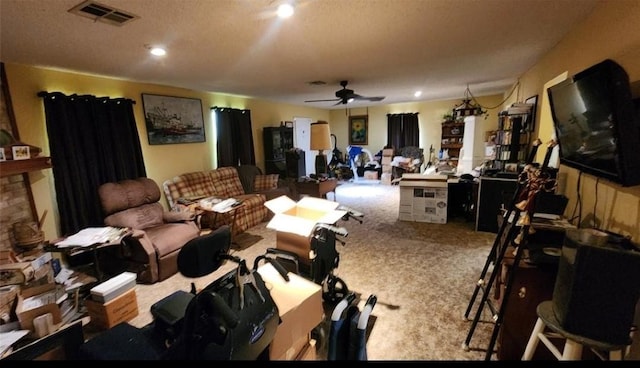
[4,63,502,240]
[4,64,331,239]
[507,1,640,241]
[327,96,503,158]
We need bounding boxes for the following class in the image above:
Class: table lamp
[310,121,332,175]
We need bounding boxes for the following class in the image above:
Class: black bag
[165,263,280,360]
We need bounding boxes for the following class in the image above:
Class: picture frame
[0,148,5,162]
[12,145,30,160]
[284,121,294,128]
[141,93,206,145]
[349,115,368,145]
[505,162,518,173]
[524,95,538,132]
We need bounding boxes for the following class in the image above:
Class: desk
[295,179,338,200]
[45,228,131,282]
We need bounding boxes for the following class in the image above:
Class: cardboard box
[399,174,448,223]
[85,288,138,330]
[364,171,378,180]
[296,339,317,360]
[16,283,63,331]
[90,271,136,303]
[382,148,395,156]
[257,263,323,360]
[265,196,346,265]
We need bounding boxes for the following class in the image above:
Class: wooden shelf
[0,156,52,177]
[442,143,462,149]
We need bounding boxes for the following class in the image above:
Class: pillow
[254,174,279,191]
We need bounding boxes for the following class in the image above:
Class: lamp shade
[310,121,332,151]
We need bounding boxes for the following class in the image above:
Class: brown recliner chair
[98,177,200,283]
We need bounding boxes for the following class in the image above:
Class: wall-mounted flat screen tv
[548,59,640,187]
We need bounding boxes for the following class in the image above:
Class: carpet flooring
[129,182,500,360]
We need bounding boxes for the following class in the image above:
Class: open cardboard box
[265,195,346,264]
[257,262,323,360]
[16,283,63,332]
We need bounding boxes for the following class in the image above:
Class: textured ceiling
[1,0,599,109]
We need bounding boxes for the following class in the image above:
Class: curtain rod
[386,112,419,116]
[211,106,250,112]
[37,91,136,104]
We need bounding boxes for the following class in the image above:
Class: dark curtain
[387,113,419,149]
[212,107,255,167]
[39,92,146,236]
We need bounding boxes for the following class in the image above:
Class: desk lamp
[310,121,332,176]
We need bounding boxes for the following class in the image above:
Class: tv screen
[548,59,640,186]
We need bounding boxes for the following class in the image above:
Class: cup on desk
[33,313,55,338]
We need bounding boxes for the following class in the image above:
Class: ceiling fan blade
[304,98,341,103]
[352,95,386,102]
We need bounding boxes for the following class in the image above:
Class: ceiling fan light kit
[305,80,385,106]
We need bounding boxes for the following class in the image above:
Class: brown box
[381,156,392,165]
[85,288,138,330]
[364,171,378,180]
[15,283,62,332]
[296,339,317,360]
[266,196,346,266]
[382,148,394,156]
[257,263,323,360]
[276,231,312,265]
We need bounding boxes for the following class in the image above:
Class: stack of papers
[55,227,127,248]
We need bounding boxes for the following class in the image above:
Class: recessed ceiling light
[150,47,166,56]
[277,3,294,18]
[414,91,423,98]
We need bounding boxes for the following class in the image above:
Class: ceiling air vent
[69,0,139,26]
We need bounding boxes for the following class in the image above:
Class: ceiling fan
[305,80,385,105]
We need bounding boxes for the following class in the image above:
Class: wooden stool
[522,301,633,360]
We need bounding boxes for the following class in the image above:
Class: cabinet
[497,253,559,360]
[263,126,293,177]
[487,112,531,171]
[440,121,465,162]
[475,176,518,233]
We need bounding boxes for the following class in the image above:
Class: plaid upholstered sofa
[162,166,290,236]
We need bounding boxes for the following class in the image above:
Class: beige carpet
[129,182,499,360]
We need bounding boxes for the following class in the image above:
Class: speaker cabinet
[552,230,640,345]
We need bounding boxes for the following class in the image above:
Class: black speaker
[552,229,640,345]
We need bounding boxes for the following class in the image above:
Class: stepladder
[462,139,559,360]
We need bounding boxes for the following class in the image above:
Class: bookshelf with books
[440,120,465,162]
[487,111,531,171]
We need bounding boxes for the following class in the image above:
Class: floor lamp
[310,121,331,176]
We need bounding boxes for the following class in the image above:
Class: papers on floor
[55,226,127,248]
[0,329,29,357]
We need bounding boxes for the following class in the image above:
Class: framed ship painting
[142,94,206,145]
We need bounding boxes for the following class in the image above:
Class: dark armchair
[235,164,294,201]
[97,177,200,283]
[391,146,424,180]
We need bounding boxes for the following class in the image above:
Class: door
[293,117,314,176]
